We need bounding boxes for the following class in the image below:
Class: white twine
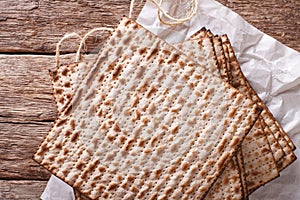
[129,0,135,19]
[154,0,198,25]
[75,27,114,62]
[129,0,145,18]
[55,32,81,67]
[55,28,113,67]
[57,0,196,66]
[157,0,198,25]
[129,0,198,26]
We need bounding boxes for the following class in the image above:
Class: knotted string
[129,0,198,26]
[55,28,113,67]
[55,33,81,67]
[75,27,114,62]
[158,0,198,25]
[57,0,196,66]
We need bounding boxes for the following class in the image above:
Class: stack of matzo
[34,17,296,199]
[174,28,296,198]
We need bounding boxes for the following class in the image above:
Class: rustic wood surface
[0,0,299,199]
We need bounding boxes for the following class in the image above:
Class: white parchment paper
[42,0,300,199]
[137,0,300,199]
[41,175,75,200]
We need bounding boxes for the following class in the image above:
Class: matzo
[220,34,296,192]
[211,36,229,82]
[34,17,261,199]
[221,34,296,156]
[51,35,245,200]
[49,62,89,115]
[220,35,279,192]
[205,157,243,200]
[221,37,296,147]
[173,38,245,199]
[236,150,248,199]
[189,30,283,195]
[187,30,277,198]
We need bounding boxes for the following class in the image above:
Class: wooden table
[0,0,299,199]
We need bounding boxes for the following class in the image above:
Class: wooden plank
[0,54,76,179]
[0,122,51,180]
[0,0,299,53]
[0,53,100,179]
[0,54,78,123]
[0,0,145,53]
[0,180,47,199]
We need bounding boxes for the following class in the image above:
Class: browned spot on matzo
[112,64,123,79]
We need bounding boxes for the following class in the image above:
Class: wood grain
[0,122,51,180]
[0,0,145,53]
[0,55,55,123]
[0,0,299,199]
[0,0,298,53]
[0,54,85,123]
[0,180,47,199]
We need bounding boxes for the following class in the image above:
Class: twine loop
[129,0,198,26]
[55,28,113,67]
[55,33,81,67]
[56,0,198,66]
